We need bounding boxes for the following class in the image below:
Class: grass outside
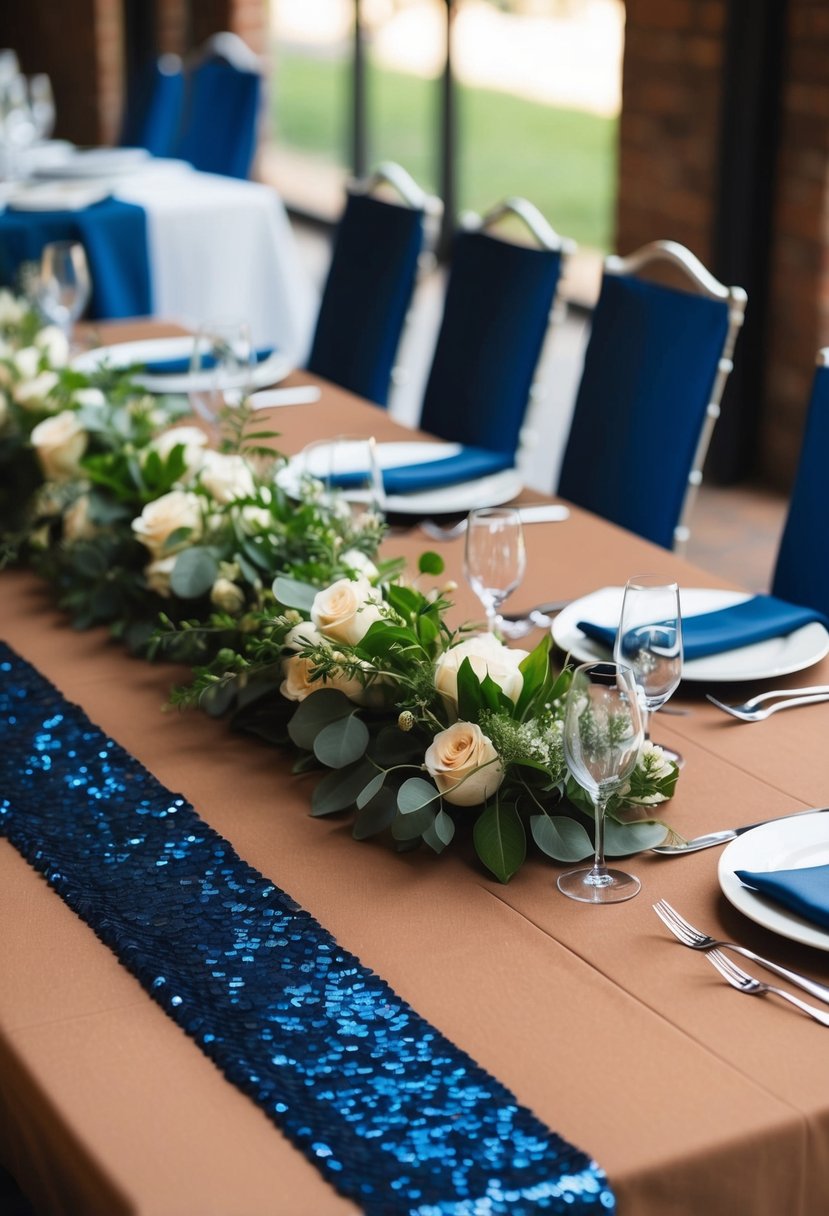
[271,49,617,251]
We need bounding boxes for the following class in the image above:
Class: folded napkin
[330,447,513,496]
[144,345,275,375]
[578,594,829,661]
[735,863,829,931]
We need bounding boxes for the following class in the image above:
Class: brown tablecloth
[2,346,829,1216]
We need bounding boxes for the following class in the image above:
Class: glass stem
[641,702,651,744]
[589,792,610,879]
[484,598,498,634]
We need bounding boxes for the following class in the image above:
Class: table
[1,365,829,1215]
[0,161,316,361]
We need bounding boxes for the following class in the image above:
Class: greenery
[271,49,617,251]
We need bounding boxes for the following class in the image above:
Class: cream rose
[210,577,245,614]
[280,654,363,703]
[198,451,256,504]
[131,489,202,558]
[30,411,88,481]
[63,493,97,542]
[310,577,383,646]
[71,387,106,409]
[13,369,60,410]
[144,554,177,597]
[0,289,27,327]
[34,325,70,367]
[424,722,504,807]
[147,425,208,481]
[434,633,529,711]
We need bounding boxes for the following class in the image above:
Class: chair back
[557,240,747,550]
[307,163,433,406]
[771,351,829,615]
[128,55,184,156]
[419,198,569,458]
[175,33,262,179]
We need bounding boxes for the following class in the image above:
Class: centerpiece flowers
[172,565,679,883]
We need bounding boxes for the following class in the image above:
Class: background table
[1,371,829,1215]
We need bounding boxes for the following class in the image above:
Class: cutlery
[496,598,571,637]
[707,685,829,722]
[704,948,829,1026]
[420,503,569,541]
[650,805,829,854]
[249,385,322,409]
[653,899,829,1004]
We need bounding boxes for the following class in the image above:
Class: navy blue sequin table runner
[0,642,614,1215]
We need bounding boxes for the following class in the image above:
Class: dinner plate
[7,180,112,211]
[277,441,523,515]
[552,586,829,684]
[718,813,829,952]
[32,146,151,179]
[72,338,292,394]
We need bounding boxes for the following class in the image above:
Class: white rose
[0,290,27,326]
[34,325,70,367]
[341,548,379,580]
[30,411,88,481]
[210,577,245,614]
[63,493,97,542]
[238,504,272,532]
[199,450,256,504]
[434,633,529,711]
[284,621,324,651]
[131,489,202,558]
[144,554,177,597]
[71,387,106,409]
[13,369,60,410]
[147,425,208,481]
[310,577,383,645]
[424,722,504,807]
[12,346,40,380]
[280,654,363,703]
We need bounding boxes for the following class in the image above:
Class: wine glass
[614,574,684,766]
[558,661,645,904]
[29,74,55,141]
[34,241,91,341]
[189,320,254,429]
[464,507,526,635]
[300,434,385,531]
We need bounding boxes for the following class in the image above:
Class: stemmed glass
[558,661,645,903]
[464,507,526,634]
[29,74,55,141]
[614,575,684,766]
[300,434,385,532]
[33,241,91,342]
[189,320,254,430]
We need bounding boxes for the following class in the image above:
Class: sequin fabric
[0,643,615,1215]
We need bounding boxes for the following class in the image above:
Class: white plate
[718,813,829,952]
[7,180,112,211]
[72,338,292,394]
[32,146,150,179]
[277,441,523,515]
[552,586,829,684]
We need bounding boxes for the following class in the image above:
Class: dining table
[1,325,829,1216]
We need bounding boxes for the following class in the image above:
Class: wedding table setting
[1,305,829,1216]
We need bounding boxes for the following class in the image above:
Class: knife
[516,504,570,524]
[651,806,829,854]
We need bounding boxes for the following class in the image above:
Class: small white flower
[146,425,208,481]
[13,369,60,410]
[63,493,97,542]
[210,577,245,614]
[198,450,256,504]
[0,290,27,326]
[34,325,70,367]
[341,548,379,580]
[144,554,177,597]
[71,387,106,410]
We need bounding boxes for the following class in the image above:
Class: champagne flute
[189,320,253,431]
[614,575,684,766]
[34,241,91,342]
[558,661,644,904]
[300,434,385,532]
[464,507,526,635]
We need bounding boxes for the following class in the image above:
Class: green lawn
[271,49,617,251]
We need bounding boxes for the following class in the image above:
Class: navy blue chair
[174,33,262,179]
[557,240,747,551]
[419,198,569,464]
[120,54,184,157]
[307,163,433,406]
[771,350,829,616]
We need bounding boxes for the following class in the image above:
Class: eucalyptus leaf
[287,689,353,750]
[170,548,219,599]
[200,680,238,718]
[272,575,318,613]
[356,771,385,809]
[530,813,593,862]
[603,818,669,857]
[397,776,441,815]
[473,802,526,883]
[311,759,376,816]
[417,551,444,576]
[352,787,397,839]
[313,713,370,769]
[367,724,424,767]
[422,808,455,854]
[391,803,436,841]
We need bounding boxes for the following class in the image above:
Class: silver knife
[516,504,570,524]
[651,806,829,854]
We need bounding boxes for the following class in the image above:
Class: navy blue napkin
[578,594,829,661]
[143,345,276,375]
[735,863,829,931]
[330,446,513,496]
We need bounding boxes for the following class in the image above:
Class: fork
[419,504,569,541]
[653,899,829,1003]
[705,949,829,1026]
[707,685,829,721]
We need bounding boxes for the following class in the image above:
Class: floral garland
[0,290,680,882]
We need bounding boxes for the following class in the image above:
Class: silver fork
[707,685,829,721]
[705,949,829,1026]
[653,899,829,1003]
